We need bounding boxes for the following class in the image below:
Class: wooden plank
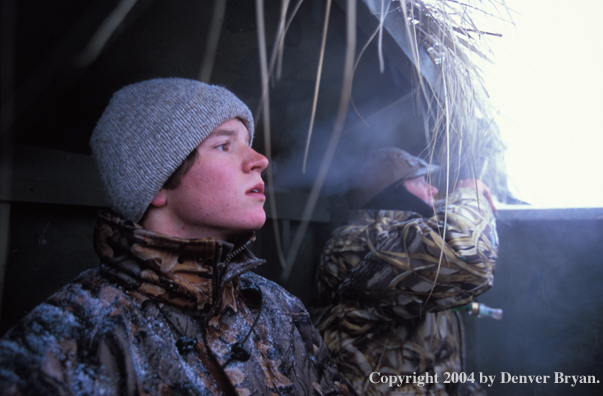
[11,145,107,207]
[10,144,330,222]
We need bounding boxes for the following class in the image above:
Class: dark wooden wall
[464,208,603,396]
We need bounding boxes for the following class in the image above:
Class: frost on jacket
[0,210,355,396]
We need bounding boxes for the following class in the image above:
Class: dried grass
[394,0,511,304]
[396,0,511,197]
[253,0,511,281]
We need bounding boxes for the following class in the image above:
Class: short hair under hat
[90,78,254,222]
[346,147,439,209]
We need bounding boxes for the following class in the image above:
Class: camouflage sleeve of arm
[0,302,84,395]
[337,187,498,318]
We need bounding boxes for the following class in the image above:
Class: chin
[242,212,267,231]
[252,217,267,230]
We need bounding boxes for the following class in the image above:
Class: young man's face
[403,176,438,206]
[161,118,268,240]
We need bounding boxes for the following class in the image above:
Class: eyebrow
[209,129,235,137]
[208,128,250,145]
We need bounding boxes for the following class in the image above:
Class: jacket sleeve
[0,302,105,396]
[290,311,359,396]
[331,187,498,319]
[0,274,142,396]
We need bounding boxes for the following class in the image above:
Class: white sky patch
[482,0,603,208]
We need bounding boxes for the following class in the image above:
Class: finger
[458,180,496,212]
[480,185,497,212]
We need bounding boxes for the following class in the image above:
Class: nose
[244,147,269,173]
[430,184,438,196]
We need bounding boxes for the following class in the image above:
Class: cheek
[184,165,228,196]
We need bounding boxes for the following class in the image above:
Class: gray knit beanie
[90,78,254,222]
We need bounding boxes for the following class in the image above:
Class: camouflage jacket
[0,210,355,396]
[312,188,498,395]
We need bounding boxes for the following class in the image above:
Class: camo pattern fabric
[312,187,498,395]
[0,210,355,396]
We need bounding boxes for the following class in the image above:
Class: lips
[246,183,265,195]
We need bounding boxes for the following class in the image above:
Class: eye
[215,142,230,151]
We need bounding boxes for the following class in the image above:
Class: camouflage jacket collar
[93,210,264,312]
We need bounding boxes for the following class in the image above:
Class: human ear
[150,189,168,207]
